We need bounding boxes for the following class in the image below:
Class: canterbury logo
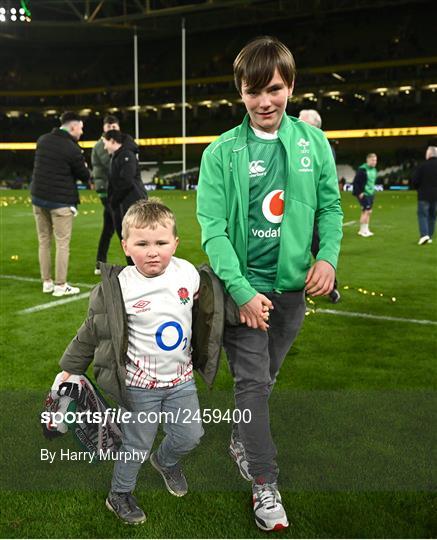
[249,160,266,176]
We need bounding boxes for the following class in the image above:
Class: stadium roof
[0,0,429,43]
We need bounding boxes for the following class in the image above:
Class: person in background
[103,129,148,262]
[31,111,90,296]
[298,109,341,303]
[412,146,437,245]
[91,114,119,275]
[353,153,378,237]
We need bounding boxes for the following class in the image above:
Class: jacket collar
[52,127,77,143]
[233,113,292,152]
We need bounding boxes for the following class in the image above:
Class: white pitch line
[17,292,91,314]
[4,274,436,325]
[342,220,357,227]
[316,308,437,326]
[0,274,95,288]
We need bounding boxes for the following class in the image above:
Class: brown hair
[233,36,296,94]
[121,197,177,240]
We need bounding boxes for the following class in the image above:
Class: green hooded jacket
[360,162,377,196]
[197,114,343,306]
[91,138,110,197]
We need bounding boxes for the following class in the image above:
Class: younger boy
[60,198,203,524]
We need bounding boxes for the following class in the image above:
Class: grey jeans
[223,290,306,484]
[111,379,204,493]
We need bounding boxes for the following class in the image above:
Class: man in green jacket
[197,36,343,532]
[91,115,120,275]
[352,153,378,237]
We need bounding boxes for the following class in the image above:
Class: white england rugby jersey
[118,257,200,389]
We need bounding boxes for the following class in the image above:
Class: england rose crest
[177,287,190,304]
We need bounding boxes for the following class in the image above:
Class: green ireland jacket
[197,114,343,306]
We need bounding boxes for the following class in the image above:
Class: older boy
[197,36,342,531]
[60,199,203,524]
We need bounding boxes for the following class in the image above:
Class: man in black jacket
[102,130,147,243]
[31,111,90,296]
[412,146,437,245]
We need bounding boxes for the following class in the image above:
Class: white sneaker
[253,483,289,531]
[418,235,430,245]
[229,436,253,482]
[52,283,80,297]
[358,230,373,237]
[42,280,54,293]
[429,239,433,244]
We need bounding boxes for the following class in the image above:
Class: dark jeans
[417,199,436,238]
[223,290,306,484]
[96,197,115,264]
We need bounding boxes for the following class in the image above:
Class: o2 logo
[155,321,187,351]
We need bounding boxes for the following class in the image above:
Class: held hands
[305,260,336,297]
[61,371,72,382]
[239,293,273,332]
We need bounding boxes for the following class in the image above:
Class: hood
[121,133,139,154]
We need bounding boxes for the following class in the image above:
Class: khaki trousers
[32,205,74,284]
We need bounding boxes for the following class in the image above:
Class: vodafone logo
[262,190,284,223]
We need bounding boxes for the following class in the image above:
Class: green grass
[0,190,436,538]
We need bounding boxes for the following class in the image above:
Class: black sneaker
[329,288,341,304]
[150,451,188,497]
[106,491,146,525]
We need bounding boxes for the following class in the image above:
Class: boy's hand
[61,371,72,382]
[239,293,273,332]
[305,260,335,297]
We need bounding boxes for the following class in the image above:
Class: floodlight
[11,14,17,21]
[10,7,16,14]
[0,14,5,22]
[0,7,5,14]
[19,7,24,14]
